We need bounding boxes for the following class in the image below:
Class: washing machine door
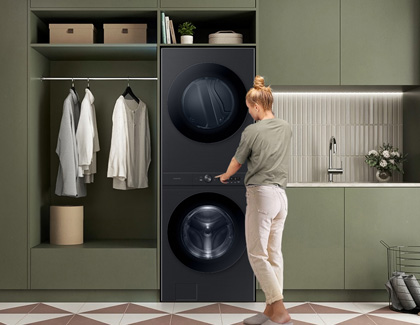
[167,63,247,143]
[168,192,246,272]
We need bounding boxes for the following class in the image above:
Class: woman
[216,76,292,325]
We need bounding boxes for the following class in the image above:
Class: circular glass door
[168,193,246,272]
[167,63,247,143]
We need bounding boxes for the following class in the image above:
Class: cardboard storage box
[49,24,96,44]
[104,24,147,44]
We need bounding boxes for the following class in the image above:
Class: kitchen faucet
[328,136,343,182]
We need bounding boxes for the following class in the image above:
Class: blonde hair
[246,75,273,111]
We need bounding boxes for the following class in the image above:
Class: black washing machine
[161,172,255,302]
[160,47,255,172]
[160,48,255,302]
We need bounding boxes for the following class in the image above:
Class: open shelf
[31,43,157,60]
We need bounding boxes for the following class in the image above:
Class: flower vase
[376,170,391,182]
[181,35,193,44]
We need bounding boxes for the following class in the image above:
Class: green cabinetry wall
[345,188,420,289]
[283,188,344,289]
[258,0,420,86]
[258,0,340,86]
[341,0,420,85]
[0,0,28,289]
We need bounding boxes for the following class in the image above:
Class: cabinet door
[345,188,420,289]
[0,0,28,289]
[160,0,255,8]
[283,188,344,289]
[258,0,340,86]
[341,0,420,85]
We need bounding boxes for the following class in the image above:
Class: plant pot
[376,170,391,182]
[181,35,193,44]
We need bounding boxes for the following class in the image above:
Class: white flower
[380,160,388,168]
[393,151,400,158]
[389,159,395,164]
[382,150,390,158]
[368,150,379,156]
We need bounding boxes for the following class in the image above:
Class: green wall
[0,0,29,289]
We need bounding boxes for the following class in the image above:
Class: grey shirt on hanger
[55,89,87,197]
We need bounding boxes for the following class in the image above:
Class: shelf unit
[27,0,256,292]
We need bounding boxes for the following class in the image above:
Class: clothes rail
[41,77,157,81]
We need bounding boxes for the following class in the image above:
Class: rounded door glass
[167,63,247,143]
[168,192,245,273]
[181,205,234,260]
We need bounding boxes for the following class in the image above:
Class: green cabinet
[341,0,420,85]
[258,0,420,86]
[31,242,157,289]
[0,0,28,289]
[283,188,344,289]
[257,0,340,85]
[345,188,420,289]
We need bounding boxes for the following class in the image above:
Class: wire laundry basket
[381,240,420,314]
[381,241,420,280]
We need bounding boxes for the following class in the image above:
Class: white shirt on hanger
[76,88,100,183]
[107,96,151,190]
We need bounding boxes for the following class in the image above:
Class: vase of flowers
[178,22,196,44]
[365,143,407,182]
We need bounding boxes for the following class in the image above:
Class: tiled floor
[0,301,420,325]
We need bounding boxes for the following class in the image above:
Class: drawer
[31,246,157,289]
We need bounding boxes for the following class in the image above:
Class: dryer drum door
[168,192,246,272]
[167,63,247,143]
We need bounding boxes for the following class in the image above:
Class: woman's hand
[216,157,242,184]
[215,173,229,184]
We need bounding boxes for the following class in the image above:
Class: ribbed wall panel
[273,93,403,183]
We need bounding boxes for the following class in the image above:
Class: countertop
[288,182,420,187]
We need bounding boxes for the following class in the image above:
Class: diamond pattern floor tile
[0,301,418,325]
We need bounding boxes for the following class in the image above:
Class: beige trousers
[245,185,288,304]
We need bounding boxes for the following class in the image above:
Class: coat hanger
[86,78,90,90]
[71,78,76,92]
[122,78,140,104]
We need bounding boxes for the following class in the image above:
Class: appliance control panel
[163,173,245,186]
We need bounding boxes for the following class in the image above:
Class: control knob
[204,174,212,183]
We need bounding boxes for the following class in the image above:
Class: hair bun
[253,75,265,90]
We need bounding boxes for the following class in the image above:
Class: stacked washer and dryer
[160,47,256,302]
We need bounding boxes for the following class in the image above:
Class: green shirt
[234,118,292,188]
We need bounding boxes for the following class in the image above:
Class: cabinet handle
[67,28,74,34]
[122,28,128,34]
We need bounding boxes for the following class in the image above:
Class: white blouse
[107,96,151,190]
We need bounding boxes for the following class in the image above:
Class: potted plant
[178,21,196,44]
[365,143,407,182]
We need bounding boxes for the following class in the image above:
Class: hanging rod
[40,77,157,81]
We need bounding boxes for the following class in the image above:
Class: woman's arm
[215,157,242,184]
